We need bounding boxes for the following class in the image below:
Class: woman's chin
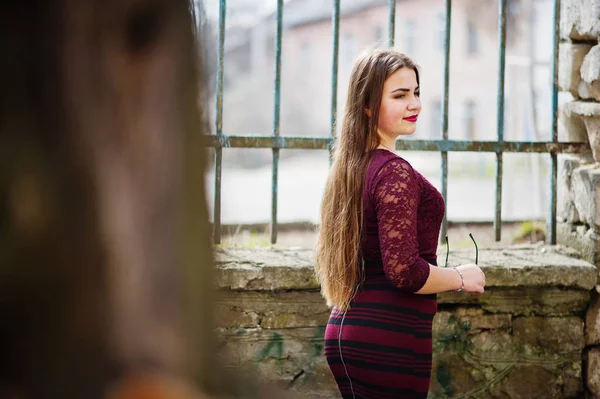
[399,129,417,137]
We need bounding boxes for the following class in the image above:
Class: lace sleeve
[372,159,430,292]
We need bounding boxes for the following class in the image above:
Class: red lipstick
[403,115,418,122]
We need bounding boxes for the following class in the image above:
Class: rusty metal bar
[388,0,396,47]
[441,0,452,242]
[549,0,561,245]
[201,135,589,153]
[330,0,340,163]
[213,0,226,244]
[494,0,507,242]
[271,0,284,244]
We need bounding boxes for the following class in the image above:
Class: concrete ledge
[215,248,317,290]
[216,245,597,292]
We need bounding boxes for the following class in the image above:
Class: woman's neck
[377,138,396,153]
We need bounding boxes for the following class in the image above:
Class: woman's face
[374,67,421,140]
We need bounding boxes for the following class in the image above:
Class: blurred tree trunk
[0,0,215,397]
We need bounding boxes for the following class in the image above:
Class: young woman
[315,49,486,399]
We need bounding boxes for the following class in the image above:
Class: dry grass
[218,221,545,250]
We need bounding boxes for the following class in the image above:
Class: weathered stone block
[433,311,512,342]
[566,101,600,162]
[513,317,585,353]
[558,222,600,266]
[499,366,563,398]
[580,45,600,102]
[440,287,590,316]
[560,42,593,96]
[558,155,583,223]
[578,44,600,100]
[456,246,597,290]
[458,311,512,331]
[433,322,582,399]
[286,356,340,398]
[563,371,585,399]
[559,104,589,143]
[566,100,600,118]
[216,290,330,329]
[561,0,600,40]
[586,291,600,345]
[578,79,600,101]
[215,248,318,291]
[585,116,600,164]
[217,326,328,383]
[587,347,600,397]
[572,163,600,228]
[430,353,477,398]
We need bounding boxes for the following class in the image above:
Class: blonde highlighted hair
[314,49,419,311]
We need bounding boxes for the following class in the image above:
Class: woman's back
[362,149,445,275]
[318,49,485,399]
[324,149,445,399]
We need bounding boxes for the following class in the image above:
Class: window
[432,99,442,138]
[404,20,416,56]
[467,20,478,55]
[300,40,311,67]
[374,25,384,44]
[437,13,446,51]
[343,33,357,68]
[464,100,477,139]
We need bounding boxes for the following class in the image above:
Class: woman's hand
[454,264,485,294]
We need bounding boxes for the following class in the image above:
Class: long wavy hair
[314,49,419,311]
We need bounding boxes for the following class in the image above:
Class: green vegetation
[512,220,546,244]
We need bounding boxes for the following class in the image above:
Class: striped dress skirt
[324,260,437,399]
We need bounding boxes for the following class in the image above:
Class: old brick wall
[214,247,596,398]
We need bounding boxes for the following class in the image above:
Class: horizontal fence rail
[202,135,587,153]
[207,0,586,246]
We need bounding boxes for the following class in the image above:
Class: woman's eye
[394,95,405,99]
[415,92,421,97]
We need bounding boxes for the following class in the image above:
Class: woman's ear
[364,107,371,118]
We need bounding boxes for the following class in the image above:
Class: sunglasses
[444,233,478,268]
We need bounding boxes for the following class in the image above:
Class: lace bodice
[362,149,445,292]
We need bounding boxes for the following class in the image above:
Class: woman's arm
[373,159,431,293]
[372,159,485,295]
[415,264,462,294]
[416,263,485,295]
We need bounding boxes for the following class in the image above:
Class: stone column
[558,0,600,396]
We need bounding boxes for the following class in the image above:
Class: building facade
[219,0,552,165]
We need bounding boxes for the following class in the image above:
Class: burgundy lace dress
[324,149,445,399]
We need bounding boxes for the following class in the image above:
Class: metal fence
[203,0,589,245]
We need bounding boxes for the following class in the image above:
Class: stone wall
[215,247,596,398]
[558,0,600,396]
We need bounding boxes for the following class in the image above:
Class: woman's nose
[408,98,421,111]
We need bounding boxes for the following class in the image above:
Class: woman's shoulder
[366,150,421,200]
[368,149,415,176]
[366,150,420,198]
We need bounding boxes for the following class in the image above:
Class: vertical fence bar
[440,0,452,242]
[494,0,507,242]
[549,0,561,245]
[213,0,226,244]
[329,0,340,162]
[271,0,283,244]
[387,0,396,47]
